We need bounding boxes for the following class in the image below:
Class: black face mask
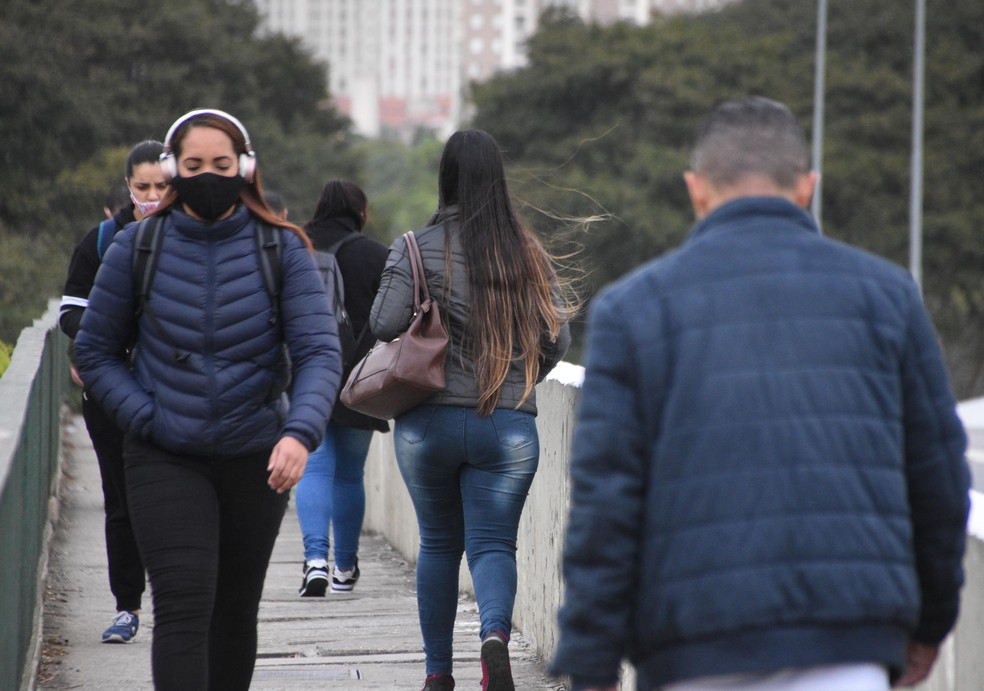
[172,172,246,220]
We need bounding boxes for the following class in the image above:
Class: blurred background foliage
[470,0,984,393]
[1,0,983,395]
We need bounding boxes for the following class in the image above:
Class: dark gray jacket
[370,206,570,415]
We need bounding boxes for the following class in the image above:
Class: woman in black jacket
[58,139,167,644]
[295,180,390,597]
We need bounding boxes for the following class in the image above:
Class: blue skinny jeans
[295,421,374,568]
[394,404,539,676]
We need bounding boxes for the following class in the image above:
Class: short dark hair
[690,97,809,189]
[105,184,131,215]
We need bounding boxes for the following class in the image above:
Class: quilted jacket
[75,205,341,457]
[552,196,970,690]
[369,205,570,415]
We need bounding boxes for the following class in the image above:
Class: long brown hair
[154,111,313,250]
[439,130,571,415]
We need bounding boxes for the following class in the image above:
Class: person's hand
[267,436,309,494]
[893,642,939,687]
[70,365,84,388]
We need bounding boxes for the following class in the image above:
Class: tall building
[460,0,651,85]
[651,0,733,15]
[253,0,731,139]
[255,0,461,139]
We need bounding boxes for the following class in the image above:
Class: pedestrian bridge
[3,300,984,690]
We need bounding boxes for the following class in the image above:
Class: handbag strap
[402,231,430,310]
[342,231,430,389]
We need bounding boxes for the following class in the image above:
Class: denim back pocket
[396,404,440,445]
[491,409,536,449]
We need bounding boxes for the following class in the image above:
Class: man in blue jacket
[551,96,970,690]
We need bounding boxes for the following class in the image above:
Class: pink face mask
[130,192,161,217]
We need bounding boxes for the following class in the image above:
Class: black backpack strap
[325,233,371,354]
[131,215,188,361]
[132,215,166,317]
[325,232,361,257]
[255,223,290,400]
[255,222,282,326]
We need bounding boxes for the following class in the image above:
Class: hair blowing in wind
[439,130,569,415]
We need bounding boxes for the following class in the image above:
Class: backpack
[96,217,119,260]
[130,215,283,363]
[313,234,366,373]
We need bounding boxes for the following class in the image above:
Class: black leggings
[124,437,288,691]
[82,391,145,612]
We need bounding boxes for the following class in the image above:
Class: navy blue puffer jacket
[76,205,340,457]
[552,197,970,689]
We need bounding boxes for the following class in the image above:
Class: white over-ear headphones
[160,109,257,183]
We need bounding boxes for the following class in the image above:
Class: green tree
[0,223,63,342]
[355,136,443,242]
[470,0,984,395]
[0,340,12,378]
[0,0,358,342]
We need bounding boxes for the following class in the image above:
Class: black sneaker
[421,674,455,691]
[331,559,360,592]
[299,560,329,597]
[480,631,514,691]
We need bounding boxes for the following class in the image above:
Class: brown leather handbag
[339,232,448,420]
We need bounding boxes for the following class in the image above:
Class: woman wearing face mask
[75,109,342,691]
[58,139,167,645]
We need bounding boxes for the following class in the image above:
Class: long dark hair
[154,112,312,250]
[439,129,568,415]
[305,179,367,231]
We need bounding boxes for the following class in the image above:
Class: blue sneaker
[102,611,139,643]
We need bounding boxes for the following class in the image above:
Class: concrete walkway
[36,414,560,690]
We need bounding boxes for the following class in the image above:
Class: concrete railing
[363,368,581,664]
[0,300,70,691]
[3,300,983,690]
[364,366,984,691]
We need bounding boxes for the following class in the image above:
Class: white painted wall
[363,371,984,691]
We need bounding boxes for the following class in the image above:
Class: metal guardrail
[0,300,70,691]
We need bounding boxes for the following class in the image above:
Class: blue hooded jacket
[76,205,340,457]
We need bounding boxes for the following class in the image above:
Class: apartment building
[253,0,732,138]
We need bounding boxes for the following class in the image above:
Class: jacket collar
[687,196,820,245]
[304,216,362,252]
[306,216,360,251]
[169,203,251,241]
[113,205,137,228]
[308,215,360,235]
[431,204,460,226]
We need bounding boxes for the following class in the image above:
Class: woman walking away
[295,180,390,597]
[59,139,168,644]
[370,130,573,691]
[75,109,341,691]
